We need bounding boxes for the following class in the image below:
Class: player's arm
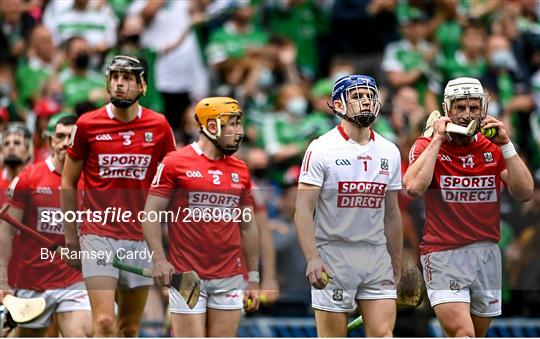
[403,117,451,197]
[294,182,330,289]
[61,155,83,268]
[0,207,23,299]
[256,210,279,304]
[240,205,261,312]
[142,194,174,287]
[481,116,534,202]
[383,190,403,284]
[500,160,534,202]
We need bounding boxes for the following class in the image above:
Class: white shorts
[421,242,502,317]
[169,274,245,314]
[312,242,397,313]
[15,282,90,329]
[80,234,153,288]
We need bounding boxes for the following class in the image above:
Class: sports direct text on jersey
[98,154,152,179]
[337,181,387,208]
[440,175,497,203]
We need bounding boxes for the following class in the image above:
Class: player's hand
[480,115,510,146]
[243,282,260,312]
[260,277,280,305]
[0,279,13,302]
[306,257,332,290]
[152,259,175,287]
[432,116,451,140]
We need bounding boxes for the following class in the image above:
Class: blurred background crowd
[1,0,539,336]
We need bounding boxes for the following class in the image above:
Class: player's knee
[95,314,115,335]
[62,326,89,337]
[445,326,475,337]
[365,324,393,337]
[117,324,140,337]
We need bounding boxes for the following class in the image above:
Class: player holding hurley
[61,55,176,336]
[404,77,534,337]
[143,97,260,337]
[0,113,92,336]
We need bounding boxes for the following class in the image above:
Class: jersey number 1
[363,161,368,172]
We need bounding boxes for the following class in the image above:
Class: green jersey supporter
[263,0,329,78]
[58,68,105,110]
[206,22,268,66]
[15,58,53,109]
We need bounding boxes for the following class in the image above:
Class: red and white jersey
[7,158,83,291]
[0,168,19,287]
[299,125,402,246]
[149,143,255,279]
[68,104,175,240]
[409,135,507,254]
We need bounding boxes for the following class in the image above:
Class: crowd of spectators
[1,0,539,336]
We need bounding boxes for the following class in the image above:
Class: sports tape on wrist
[500,141,517,159]
[248,271,260,283]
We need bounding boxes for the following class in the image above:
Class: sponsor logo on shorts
[380,279,395,287]
[440,175,497,203]
[98,154,151,180]
[332,288,343,301]
[337,181,386,208]
[226,293,240,299]
[450,280,460,292]
[96,258,107,266]
[488,298,499,305]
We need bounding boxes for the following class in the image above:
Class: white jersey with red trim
[299,125,402,246]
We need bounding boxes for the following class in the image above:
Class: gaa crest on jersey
[144,132,153,143]
[231,172,239,183]
[380,158,389,171]
[483,152,494,163]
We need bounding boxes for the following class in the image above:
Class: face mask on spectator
[124,34,140,45]
[258,68,274,88]
[252,167,268,179]
[51,92,63,105]
[286,97,308,117]
[74,53,90,70]
[490,49,517,71]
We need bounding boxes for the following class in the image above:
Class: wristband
[500,141,517,159]
[248,271,260,283]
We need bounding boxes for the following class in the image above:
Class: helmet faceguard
[106,55,147,109]
[443,77,489,135]
[194,97,243,155]
[330,75,381,127]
